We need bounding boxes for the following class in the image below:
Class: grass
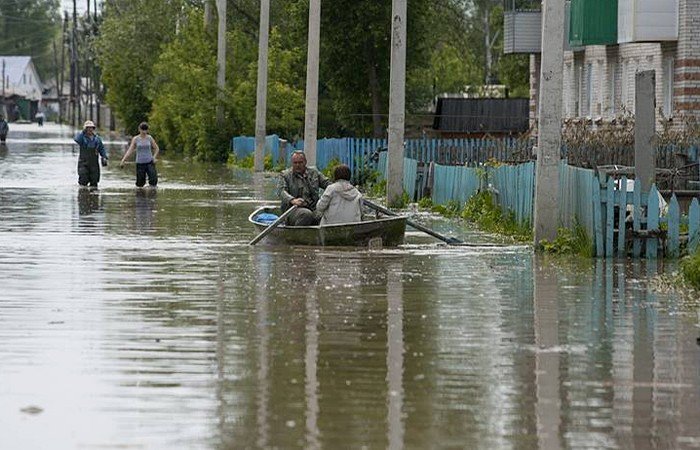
[537,224,594,257]
[461,191,532,241]
[681,249,700,289]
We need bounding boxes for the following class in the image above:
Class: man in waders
[0,114,8,143]
[74,120,108,188]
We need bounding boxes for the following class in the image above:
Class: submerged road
[1,124,699,449]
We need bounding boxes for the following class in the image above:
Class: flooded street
[1,125,700,449]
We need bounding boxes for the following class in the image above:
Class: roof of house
[432,97,530,134]
[0,56,40,85]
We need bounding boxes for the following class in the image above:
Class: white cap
[84,120,96,128]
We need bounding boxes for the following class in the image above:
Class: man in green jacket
[277,151,331,225]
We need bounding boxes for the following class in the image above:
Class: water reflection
[2,126,700,449]
[77,188,101,216]
[134,188,157,231]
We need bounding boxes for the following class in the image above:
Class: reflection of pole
[305,288,320,449]
[303,0,321,167]
[254,0,270,172]
[256,279,270,449]
[533,257,561,450]
[387,0,407,207]
[386,264,404,450]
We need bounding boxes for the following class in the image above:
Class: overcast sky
[60,0,92,15]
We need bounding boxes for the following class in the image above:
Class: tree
[96,0,185,133]
[319,0,435,137]
[0,0,60,77]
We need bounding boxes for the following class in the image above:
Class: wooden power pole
[215,0,227,126]
[303,0,321,167]
[254,0,270,172]
[533,0,565,244]
[387,0,407,207]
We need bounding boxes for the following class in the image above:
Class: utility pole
[215,0,226,126]
[533,0,565,244]
[73,0,81,126]
[254,0,270,172]
[635,71,656,193]
[53,41,62,122]
[60,15,67,123]
[303,0,321,167]
[387,0,407,207]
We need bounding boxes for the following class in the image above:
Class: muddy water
[1,125,699,449]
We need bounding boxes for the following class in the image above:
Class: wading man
[277,151,330,225]
[74,120,108,188]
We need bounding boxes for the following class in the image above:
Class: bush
[461,191,532,241]
[537,224,594,257]
[680,250,700,289]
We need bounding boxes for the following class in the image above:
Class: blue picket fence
[375,153,419,200]
[425,160,699,258]
[232,135,532,174]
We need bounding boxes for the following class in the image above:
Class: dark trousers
[136,162,158,187]
[0,134,6,143]
[287,207,319,226]
[78,160,100,187]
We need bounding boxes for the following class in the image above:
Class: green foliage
[230,28,305,138]
[365,179,387,198]
[417,197,433,209]
[322,158,342,179]
[537,225,594,257]
[97,0,184,133]
[432,199,462,218]
[680,250,700,289]
[461,191,532,241]
[147,9,231,161]
[0,0,60,78]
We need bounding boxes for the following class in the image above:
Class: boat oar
[249,205,298,246]
[363,199,464,245]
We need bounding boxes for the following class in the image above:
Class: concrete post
[254,0,270,172]
[303,0,321,167]
[215,0,227,126]
[387,0,407,208]
[533,0,565,244]
[635,71,656,193]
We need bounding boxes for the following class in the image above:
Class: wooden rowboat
[249,206,406,247]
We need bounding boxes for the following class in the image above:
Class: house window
[662,57,674,117]
[22,74,26,84]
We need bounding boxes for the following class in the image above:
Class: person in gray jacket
[315,164,363,225]
[0,114,8,143]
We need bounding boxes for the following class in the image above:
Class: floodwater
[1,124,699,450]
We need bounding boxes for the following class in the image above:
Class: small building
[1,56,43,121]
[431,94,530,138]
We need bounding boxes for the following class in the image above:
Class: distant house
[504,0,700,131]
[1,56,43,121]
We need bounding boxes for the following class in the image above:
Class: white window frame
[585,63,593,116]
[662,57,674,117]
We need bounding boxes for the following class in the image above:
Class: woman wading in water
[120,122,160,187]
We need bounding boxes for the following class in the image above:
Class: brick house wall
[529,0,700,131]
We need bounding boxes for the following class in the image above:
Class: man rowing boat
[276,151,331,226]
